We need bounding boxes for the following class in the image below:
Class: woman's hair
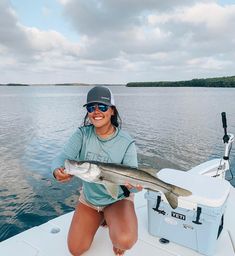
[82,106,122,128]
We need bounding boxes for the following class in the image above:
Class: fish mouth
[65,160,89,174]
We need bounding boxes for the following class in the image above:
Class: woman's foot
[113,246,125,255]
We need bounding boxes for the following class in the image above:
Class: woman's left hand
[125,183,143,192]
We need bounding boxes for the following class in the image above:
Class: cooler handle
[152,196,166,215]
[192,207,202,225]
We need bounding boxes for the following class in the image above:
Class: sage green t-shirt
[52,125,138,206]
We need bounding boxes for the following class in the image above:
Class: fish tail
[163,185,192,209]
[164,192,178,209]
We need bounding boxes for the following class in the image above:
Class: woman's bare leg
[104,200,138,255]
[67,202,103,256]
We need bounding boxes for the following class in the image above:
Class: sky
[0,0,235,84]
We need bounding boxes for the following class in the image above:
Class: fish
[64,160,192,209]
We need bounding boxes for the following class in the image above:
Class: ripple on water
[1,86,235,242]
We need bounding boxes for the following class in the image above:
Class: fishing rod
[216,112,234,179]
[222,112,229,144]
[221,112,234,161]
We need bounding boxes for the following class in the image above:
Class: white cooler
[145,169,231,256]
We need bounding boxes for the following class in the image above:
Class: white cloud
[187,57,231,70]
[0,1,31,54]
[62,0,206,36]
[1,0,235,83]
[22,26,80,53]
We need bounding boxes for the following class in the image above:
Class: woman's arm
[51,129,84,182]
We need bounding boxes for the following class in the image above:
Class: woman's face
[87,104,114,128]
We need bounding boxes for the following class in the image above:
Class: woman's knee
[68,239,91,256]
[111,232,137,250]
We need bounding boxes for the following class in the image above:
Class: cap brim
[83,101,113,107]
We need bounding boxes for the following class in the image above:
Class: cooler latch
[192,207,202,225]
[152,196,166,215]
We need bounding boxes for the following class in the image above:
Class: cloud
[61,1,235,69]
[1,0,235,83]
[0,1,84,82]
[0,1,32,55]
[62,0,209,36]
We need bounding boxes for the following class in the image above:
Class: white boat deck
[1,188,235,256]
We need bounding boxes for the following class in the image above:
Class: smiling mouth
[94,116,103,120]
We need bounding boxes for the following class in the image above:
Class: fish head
[65,160,101,182]
[79,163,101,182]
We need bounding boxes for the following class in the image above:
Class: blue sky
[10,0,79,41]
[1,0,235,84]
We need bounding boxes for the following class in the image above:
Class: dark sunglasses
[86,103,109,113]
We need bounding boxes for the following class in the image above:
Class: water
[0,85,235,242]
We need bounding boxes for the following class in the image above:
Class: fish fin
[142,167,160,178]
[164,192,178,209]
[164,184,192,209]
[103,182,120,199]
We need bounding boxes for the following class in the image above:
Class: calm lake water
[1,85,235,242]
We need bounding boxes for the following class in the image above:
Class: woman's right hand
[53,167,73,182]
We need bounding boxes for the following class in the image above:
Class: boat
[0,112,235,256]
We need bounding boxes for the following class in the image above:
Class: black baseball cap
[83,86,115,107]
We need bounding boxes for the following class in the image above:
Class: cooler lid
[157,168,231,208]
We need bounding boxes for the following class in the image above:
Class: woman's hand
[53,167,73,182]
[125,183,143,192]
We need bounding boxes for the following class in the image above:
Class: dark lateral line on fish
[87,164,182,198]
[99,166,171,193]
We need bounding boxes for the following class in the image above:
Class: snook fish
[64,160,191,209]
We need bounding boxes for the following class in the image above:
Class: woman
[52,86,142,256]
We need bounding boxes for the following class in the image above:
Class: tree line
[126,76,235,87]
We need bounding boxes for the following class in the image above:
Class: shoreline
[1,75,235,87]
[0,83,124,87]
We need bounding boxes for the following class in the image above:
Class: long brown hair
[83,106,122,128]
